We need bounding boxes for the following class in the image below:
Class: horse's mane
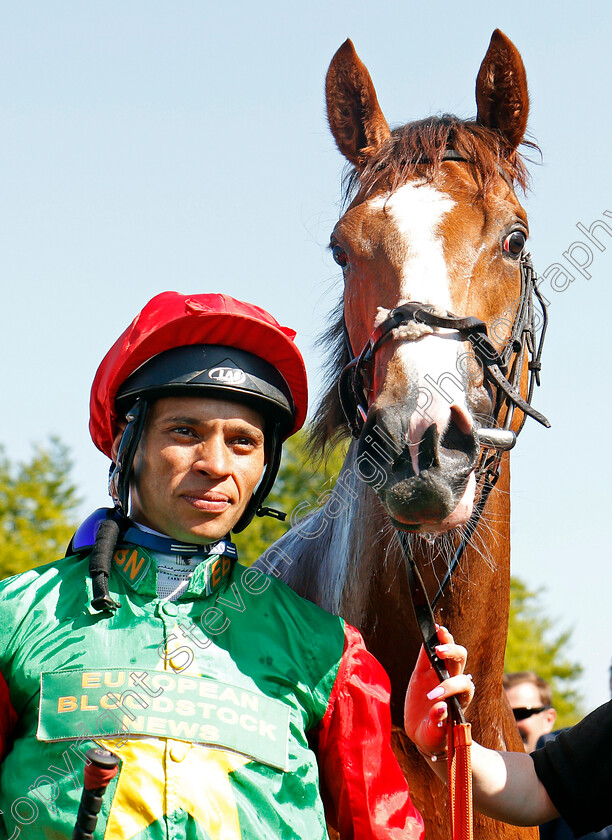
[309,115,538,457]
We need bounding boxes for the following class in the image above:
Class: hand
[404,626,474,759]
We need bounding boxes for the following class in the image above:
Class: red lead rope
[399,530,473,840]
[447,718,473,840]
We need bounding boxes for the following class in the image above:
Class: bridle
[337,210,550,598]
[339,251,550,442]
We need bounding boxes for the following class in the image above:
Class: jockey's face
[113,396,265,543]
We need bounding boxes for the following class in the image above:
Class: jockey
[0,291,425,840]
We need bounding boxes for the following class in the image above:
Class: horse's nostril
[417,424,440,473]
[440,412,478,460]
[449,403,473,436]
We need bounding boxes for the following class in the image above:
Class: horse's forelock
[342,115,538,206]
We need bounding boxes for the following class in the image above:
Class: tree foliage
[0,438,80,579]
[505,577,583,726]
[234,431,347,566]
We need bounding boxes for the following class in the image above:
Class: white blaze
[367,182,473,477]
[368,181,455,306]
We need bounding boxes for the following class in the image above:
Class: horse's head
[317,30,545,534]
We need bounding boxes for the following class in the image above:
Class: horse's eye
[332,243,349,268]
[503,230,527,259]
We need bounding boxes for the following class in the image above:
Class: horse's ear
[475,29,529,153]
[326,39,391,168]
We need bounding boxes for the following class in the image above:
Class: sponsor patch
[38,668,290,770]
[207,367,246,385]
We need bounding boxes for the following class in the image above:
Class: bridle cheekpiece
[339,251,550,444]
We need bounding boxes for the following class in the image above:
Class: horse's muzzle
[358,405,480,529]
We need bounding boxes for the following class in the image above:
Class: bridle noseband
[339,252,550,443]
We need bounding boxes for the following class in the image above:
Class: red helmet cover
[90,292,308,457]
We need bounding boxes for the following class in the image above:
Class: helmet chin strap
[84,400,149,613]
[232,420,285,533]
[109,399,148,515]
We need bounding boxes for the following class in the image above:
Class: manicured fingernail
[427,685,445,700]
[436,644,450,653]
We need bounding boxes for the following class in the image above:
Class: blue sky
[1,1,610,711]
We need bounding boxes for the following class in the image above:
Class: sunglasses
[512,705,551,722]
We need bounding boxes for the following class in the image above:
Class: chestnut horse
[259,30,547,839]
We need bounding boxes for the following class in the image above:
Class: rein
[400,530,473,840]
